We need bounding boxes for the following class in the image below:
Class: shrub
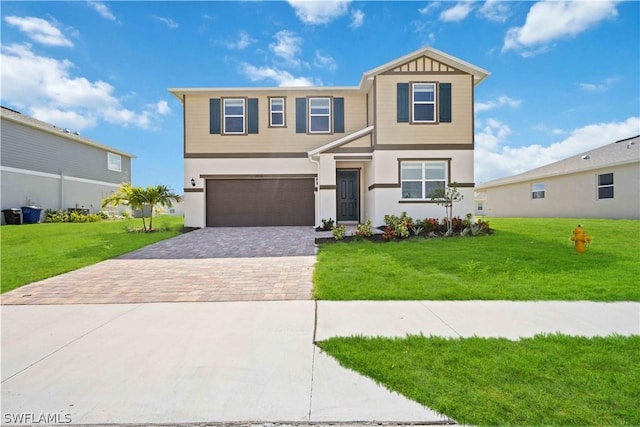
[332,224,347,240]
[44,209,69,223]
[382,227,397,241]
[418,218,440,233]
[383,212,413,239]
[321,218,335,231]
[355,219,373,240]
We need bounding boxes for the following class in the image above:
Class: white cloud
[240,63,318,87]
[87,1,116,21]
[350,9,365,28]
[154,100,171,115]
[503,1,619,56]
[577,76,619,92]
[4,16,73,47]
[269,30,305,68]
[477,0,510,23]
[475,116,640,182]
[0,43,167,130]
[287,0,350,25]
[440,2,474,22]
[225,31,255,50]
[154,16,179,29]
[475,95,521,113]
[418,2,440,15]
[314,51,337,71]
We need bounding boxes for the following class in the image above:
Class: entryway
[336,170,359,222]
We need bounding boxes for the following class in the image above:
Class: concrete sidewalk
[1,300,638,424]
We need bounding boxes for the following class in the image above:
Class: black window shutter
[397,83,409,123]
[296,97,307,133]
[333,97,344,133]
[247,98,259,134]
[439,83,452,123]
[210,98,221,134]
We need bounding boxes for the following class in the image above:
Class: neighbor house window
[223,98,245,134]
[269,97,285,127]
[597,173,614,199]
[107,152,121,172]
[309,97,331,133]
[532,182,545,199]
[401,161,447,199]
[412,83,436,123]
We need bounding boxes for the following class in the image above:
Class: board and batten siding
[374,73,474,145]
[1,118,131,184]
[184,91,368,155]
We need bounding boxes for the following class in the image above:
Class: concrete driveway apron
[1,227,316,305]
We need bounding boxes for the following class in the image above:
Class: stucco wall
[482,162,640,219]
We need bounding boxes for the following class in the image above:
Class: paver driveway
[1,227,316,305]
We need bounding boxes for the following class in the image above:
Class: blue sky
[1,1,638,193]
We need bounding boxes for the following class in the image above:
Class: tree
[430,182,464,235]
[142,185,181,232]
[102,183,181,232]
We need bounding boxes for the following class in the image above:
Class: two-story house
[1,106,134,223]
[170,47,489,228]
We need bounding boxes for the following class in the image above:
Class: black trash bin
[2,208,23,225]
[21,206,43,224]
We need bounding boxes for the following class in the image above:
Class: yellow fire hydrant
[571,225,592,254]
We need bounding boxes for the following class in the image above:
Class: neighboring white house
[1,106,135,223]
[475,135,640,219]
[170,47,489,228]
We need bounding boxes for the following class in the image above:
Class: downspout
[59,170,66,210]
[308,153,321,228]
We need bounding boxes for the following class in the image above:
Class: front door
[337,170,359,221]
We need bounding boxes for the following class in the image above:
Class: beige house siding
[374,73,473,146]
[480,162,640,219]
[185,91,367,155]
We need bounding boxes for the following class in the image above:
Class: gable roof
[359,46,490,88]
[0,106,135,158]
[308,125,374,156]
[476,135,640,190]
[169,46,489,100]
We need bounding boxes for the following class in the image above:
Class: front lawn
[1,216,184,293]
[318,334,640,426]
[313,218,640,301]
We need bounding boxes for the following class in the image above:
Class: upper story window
[401,161,447,200]
[223,98,245,134]
[309,97,331,133]
[532,183,545,199]
[107,152,121,172]
[597,173,614,199]
[412,83,436,123]
[269,97,285,127]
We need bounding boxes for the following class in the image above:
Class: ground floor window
[597,172,614,199]
[532,182,545,199]
[401,161,447,200]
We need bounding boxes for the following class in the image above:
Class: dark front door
[337,170,359,221]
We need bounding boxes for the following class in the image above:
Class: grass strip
[1,216,184,293]
[318,334,640,426]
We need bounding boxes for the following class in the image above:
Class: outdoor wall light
[190,178,196,187]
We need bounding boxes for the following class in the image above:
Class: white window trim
[401,160,448,200]
[412,82,437,123]
[107,152,122,172]
[309,97,331,134]
[269,97,285,127]
[223,98,246,134]
[597,172,614,200]
[532,182,545,199]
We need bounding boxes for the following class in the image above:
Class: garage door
[206,178,315,227]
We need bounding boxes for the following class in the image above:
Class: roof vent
[581,155,590,160]
[63,128,71,133]
[73,131,80,136]
[628,141,636,149]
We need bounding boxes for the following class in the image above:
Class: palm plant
[102,183,181,232]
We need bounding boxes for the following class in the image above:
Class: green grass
[1,216,184,293]
[314,218,640,301]
[318,334,640,426]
